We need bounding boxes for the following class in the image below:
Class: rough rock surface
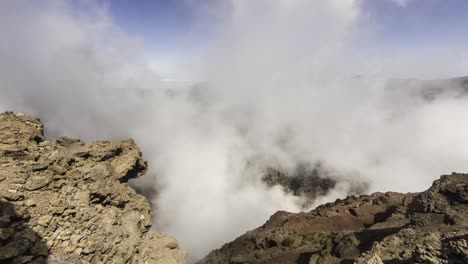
[200,173,468,263]
[263,165,368,209]
[0,112,186,263]
[262,166,337,208]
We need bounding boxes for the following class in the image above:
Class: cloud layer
[1,0,468,262]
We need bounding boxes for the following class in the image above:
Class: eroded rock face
[0,112,186,263]
[200,174,468,264]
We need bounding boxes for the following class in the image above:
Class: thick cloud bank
[1,0,468,261]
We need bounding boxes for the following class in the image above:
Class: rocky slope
[0,112,186,263]
[200,173,468,263]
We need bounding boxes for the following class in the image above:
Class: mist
[1,0,468,261]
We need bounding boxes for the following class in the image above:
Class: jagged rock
[262,166,337,208]
[199,173,468,264]
[356,254,383,264]
[263,164,368,208]
[0,112,186,263]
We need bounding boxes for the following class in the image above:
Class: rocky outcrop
[263,165,368,209]
[200,173,468,263]
[262,166,337,209]
[0,112,186,263]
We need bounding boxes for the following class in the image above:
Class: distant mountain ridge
[385,76,468,101]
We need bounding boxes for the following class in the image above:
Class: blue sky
[108,0,193,49]
[106,0,196,76]
[101,0,468,76]
[365,0,468,51]
[105,0,468,47]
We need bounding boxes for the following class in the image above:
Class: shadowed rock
[0,201,48,263]
[263,164,368,209]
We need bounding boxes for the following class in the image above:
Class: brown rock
[199,173,468,264]
[0,112,186,263]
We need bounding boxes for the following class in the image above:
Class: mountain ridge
[199,173,468,263]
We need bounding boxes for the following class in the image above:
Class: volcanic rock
[0,112,186,263]
[263,164,368,208]
[200,173,468,263]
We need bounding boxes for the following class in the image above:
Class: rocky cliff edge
[0,112,186,263]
